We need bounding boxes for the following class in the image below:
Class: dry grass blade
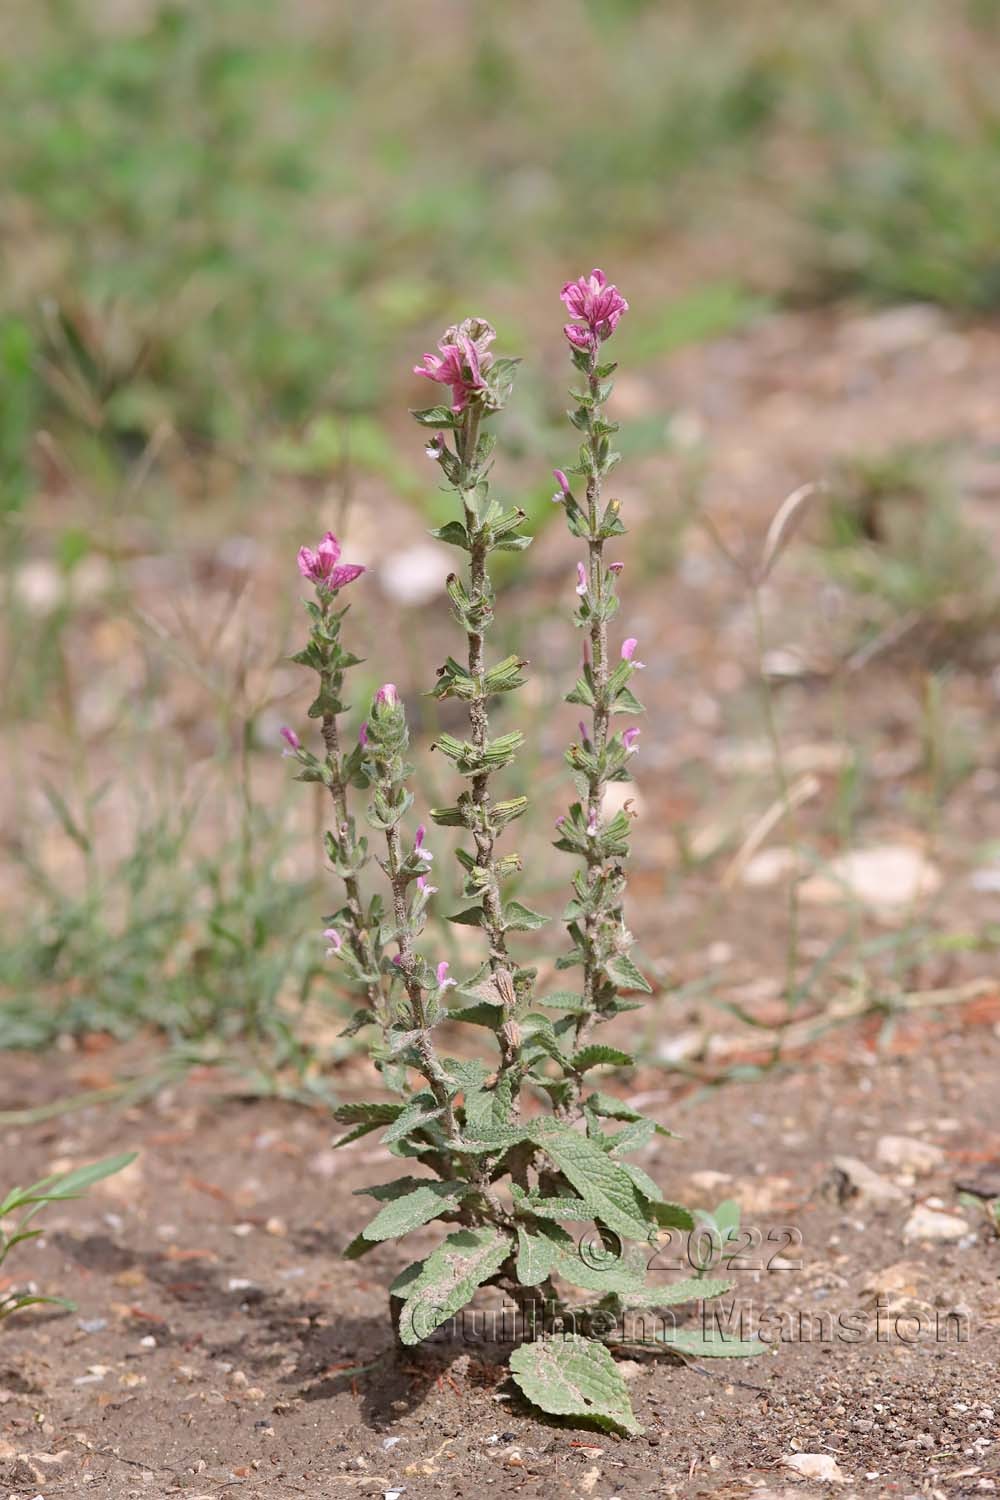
[755,482,821,585]
[721,773,820,889]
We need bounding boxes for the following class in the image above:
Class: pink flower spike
[376,683,398,708]
[575,562,588,596]
[436,960,456,990]
[280,726,301,753]
[621,637,646,668]
[323,928,342,955]
[297,531,365,591]
[561,268,629,343]
[623,727,641,755]
[414,319,495,411]
[358,722,369,747]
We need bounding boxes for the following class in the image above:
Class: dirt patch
[0,1031,997,1498]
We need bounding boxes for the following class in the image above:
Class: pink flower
[297,531,365,591]
[586,810,599,837]
[323,927,342,956]
[376,683,398,708]
[623,727,640,755]
[414,318,495,412]
[552,469,571,503]
[578,720,588,742]
[621,638,645,668]
[358,722,369,747]
[417,875,438,894]
[436,961,456,990]
[414,825,433,864]
[563,322,595,353]
[575,562,588,596]
[561,268,629,349]
[280,726,301,754]
[425,432,445,459]
[609,561,624,575]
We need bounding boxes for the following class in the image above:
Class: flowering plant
[284,274,758,1435]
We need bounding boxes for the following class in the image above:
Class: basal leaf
[655,1327,764,1358]
[620,1275,733,1308]
[398,1226,511,1345]
[509,1334,642,1436]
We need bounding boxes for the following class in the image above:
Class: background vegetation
[2,0,999,1071]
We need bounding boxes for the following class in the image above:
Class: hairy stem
[383,821,460,1140]
[580,353,611,1042]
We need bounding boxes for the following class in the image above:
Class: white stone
[876,1136,945,1176]
[902,1206,967,1242]
[782,1452,849,1483]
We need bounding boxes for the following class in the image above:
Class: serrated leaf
[333,1101,404,1148]
[520,1221,647,1296]
[604,953,653,994]
[382,1094,443,1145]
[571,1045,634,1073]
[361,1179,466,1243]
[531,1125,654,1242]
[397,1226,511,1345]
[509,1334,642,1436]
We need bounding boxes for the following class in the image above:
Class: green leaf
[655,1328,765,1358]
[620,1275,733,1308]
[518,1222,647,1296]
[333,1101,404,1148]
[604,953,653,994]
[509,1334,642,1436]
[397,1226,511,1345]
[515,1223,556,1287]
[531,1125,654,1242]
[361,1179,466,1243]
[571,1045,634,1073]
[650,1202,696,1232]
[381,1094,443,1145]
[503,900,550,932]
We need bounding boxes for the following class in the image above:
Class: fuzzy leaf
[509,1334,642,1436]
[531,1125,654,1242]
[620,1275,733,1308]
[333,1102,404,1148]
[650,1201,696,1232]
[381,1094,443,1145]
[503,900,550,932]
[571,1045,634,1073]
[397,1226,511,1345]
[361,1179,466,1243]
[604,953,653,994]
[654,1328,764,1358]
[519,1221,647,1295]
[515,1223,556,1287]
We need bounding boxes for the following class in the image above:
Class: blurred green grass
[2,0,998,488]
